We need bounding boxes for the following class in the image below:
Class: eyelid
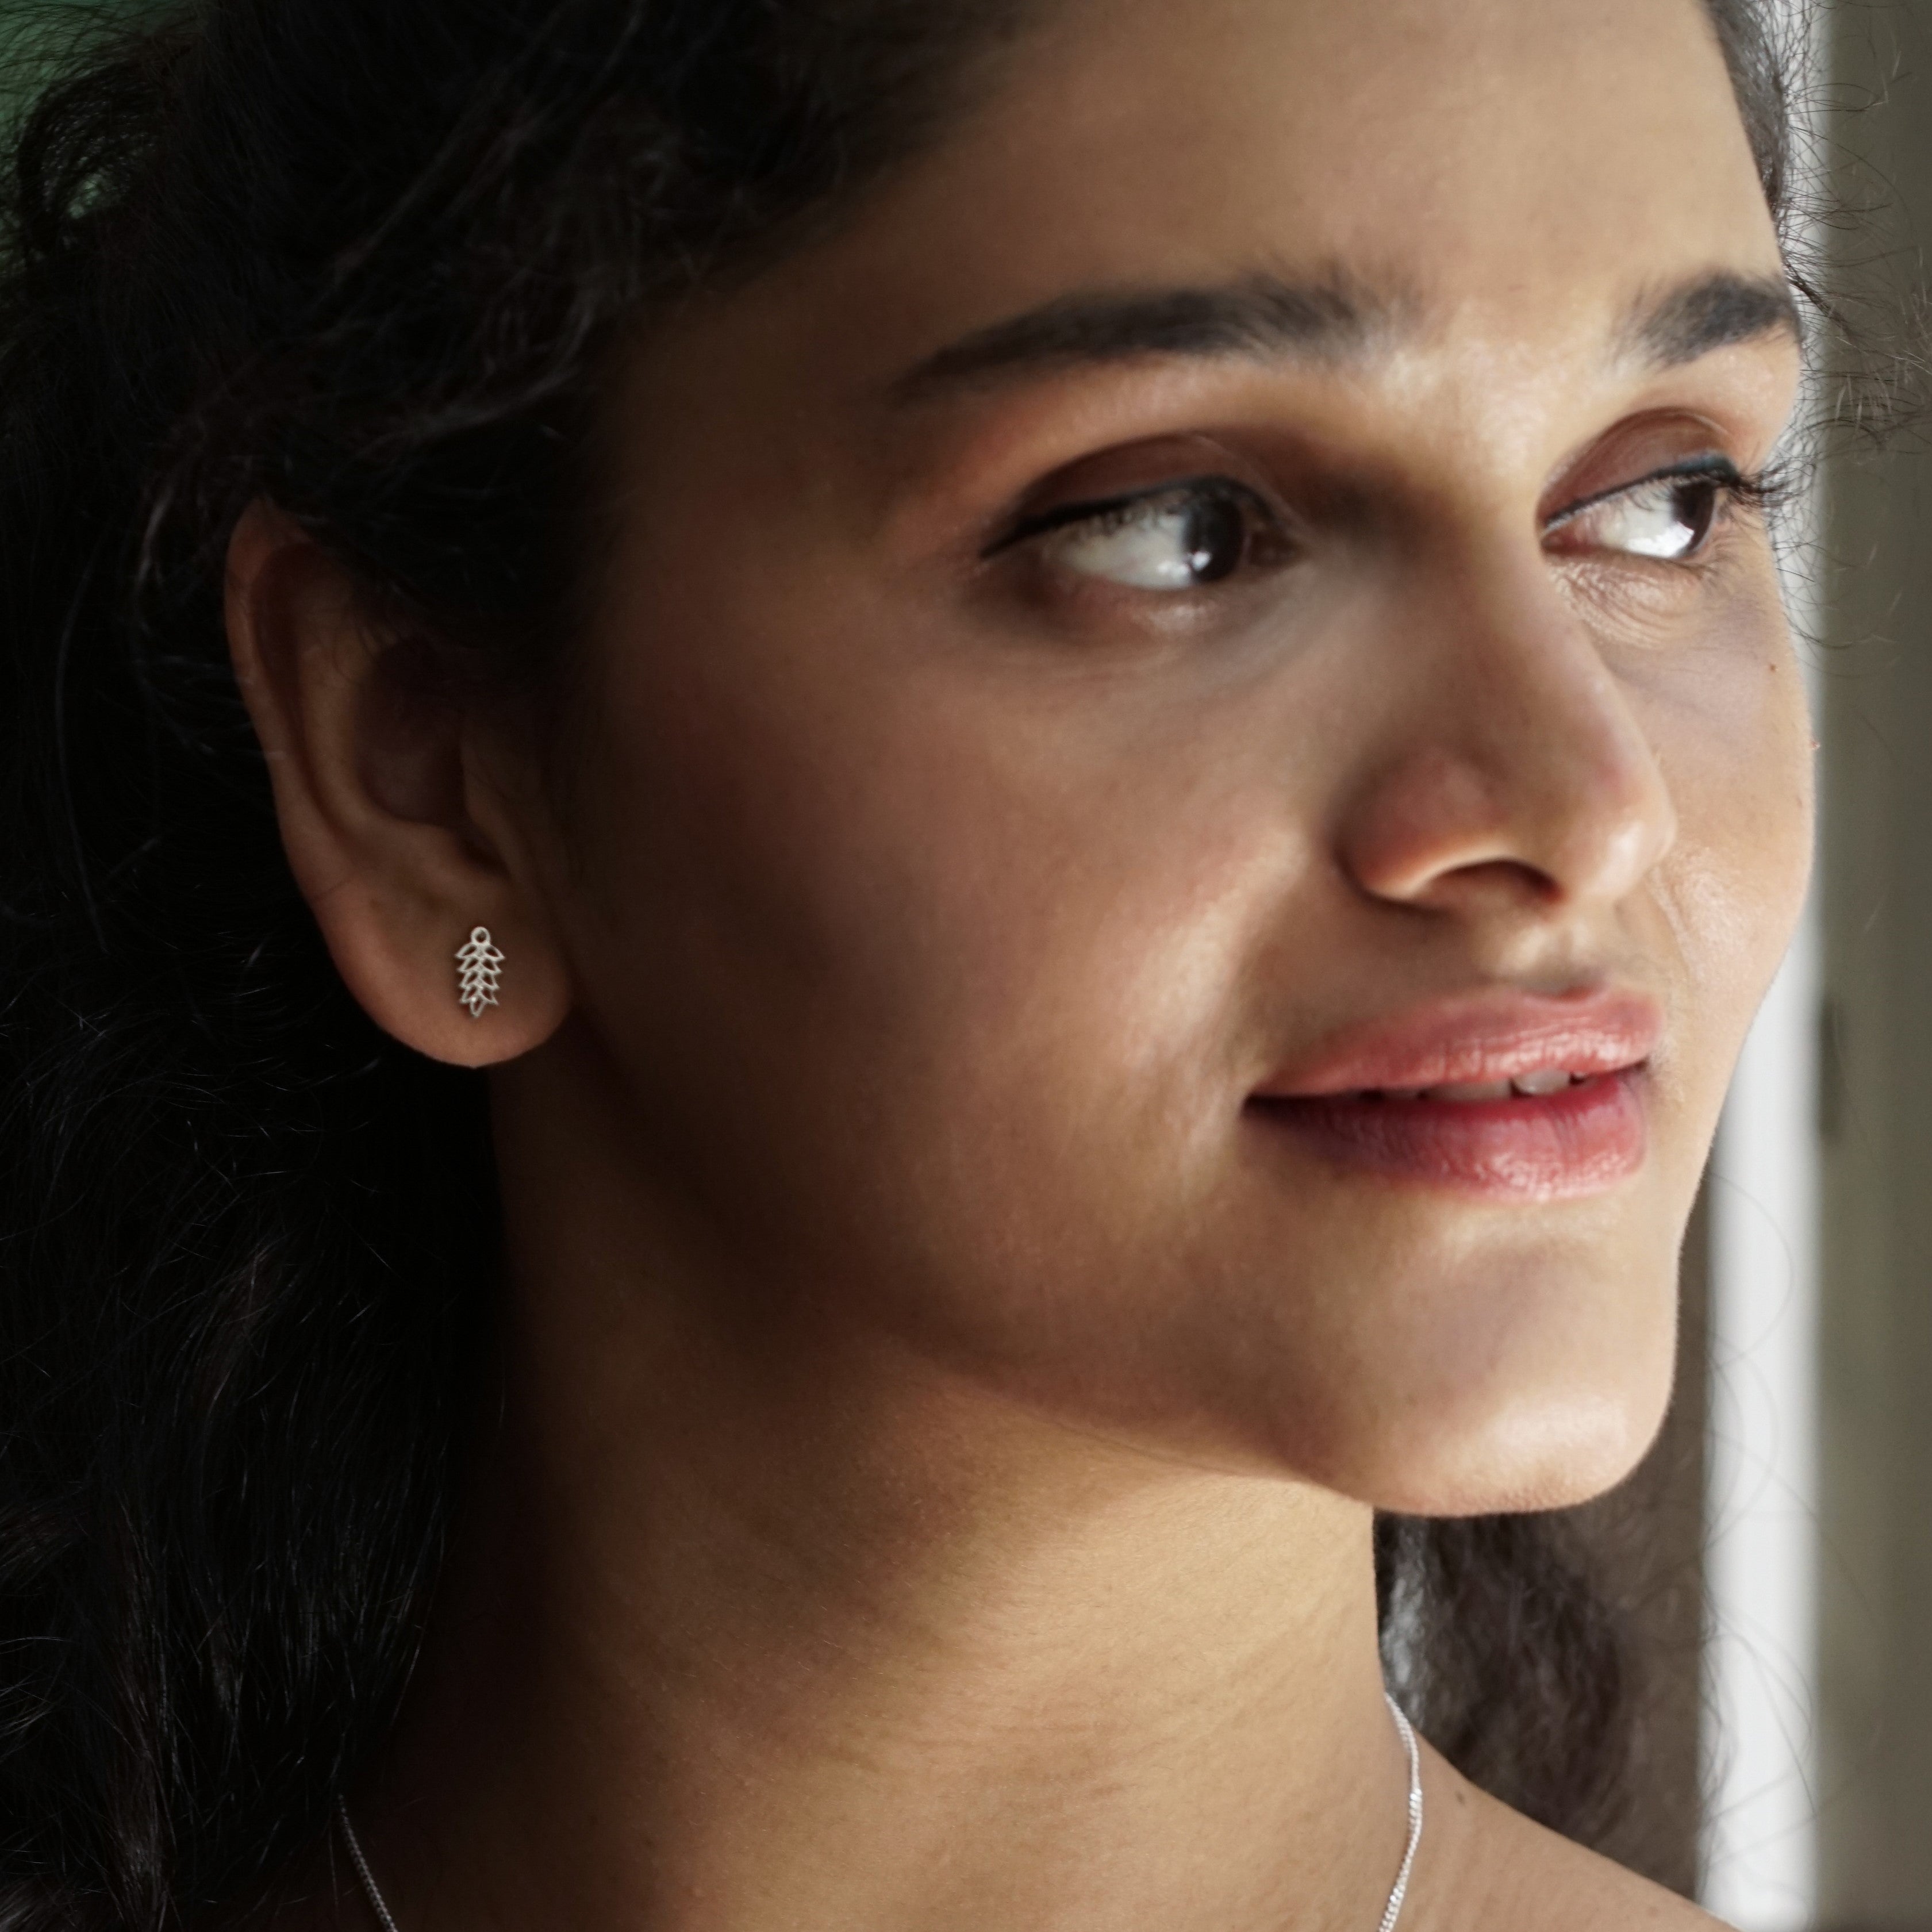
[981,472,1280,560]
[984,450,1773,569]
[1542,453,1758,534]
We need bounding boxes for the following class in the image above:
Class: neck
[360,1064,1419,1932]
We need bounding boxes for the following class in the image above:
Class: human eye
[1545,456,1769,564]
[987,476,1294,591]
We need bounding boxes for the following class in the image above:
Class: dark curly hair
[0,0,1807,1923]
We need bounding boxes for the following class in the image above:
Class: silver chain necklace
[337,1693,1424,1932]
[1377,1694,1425,1932]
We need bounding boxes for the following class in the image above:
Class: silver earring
[455,926,505,1019]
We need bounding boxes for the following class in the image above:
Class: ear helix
[455,926,505,1019]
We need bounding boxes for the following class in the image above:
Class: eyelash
[984,456,1785,577]
[984,474,1268,562]
[1544,455,1788,544]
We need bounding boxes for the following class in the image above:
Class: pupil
[1672,480,1717,550]
[1182,494,1247,582]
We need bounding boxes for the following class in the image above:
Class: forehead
[753,0,1781,396]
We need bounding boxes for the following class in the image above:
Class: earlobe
[223,501,571,1069]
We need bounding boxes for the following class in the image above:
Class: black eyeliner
[1543,452,1777,534]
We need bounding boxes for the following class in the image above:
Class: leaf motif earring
[455,926,505,1019]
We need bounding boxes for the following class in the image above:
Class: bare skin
[224,0,1808,1926]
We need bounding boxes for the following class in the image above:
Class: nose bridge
[1339,550,1677,910]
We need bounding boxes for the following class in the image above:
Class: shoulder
[1419,1746,1728,1932]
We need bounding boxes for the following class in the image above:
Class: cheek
[1645,597,1814,1121]
[556,583,1282,1341]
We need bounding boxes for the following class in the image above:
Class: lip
[1247,988,1661,1202]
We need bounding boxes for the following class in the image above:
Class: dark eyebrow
[888,271,1413,404]
[1620,270,1801,369]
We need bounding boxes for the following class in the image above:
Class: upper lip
[1251,987,1664,1098]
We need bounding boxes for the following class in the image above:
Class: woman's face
[523,0,1807,1512]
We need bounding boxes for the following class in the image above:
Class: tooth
[1431,1080,1512,1102]
[1511,1068,1572,1096]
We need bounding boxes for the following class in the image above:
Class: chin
[1346,1373,1676,1518]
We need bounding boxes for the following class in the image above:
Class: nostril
[1395,856,1563,915]
[1451,856,1562,901]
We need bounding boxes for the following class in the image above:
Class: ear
[224,501,571,1068]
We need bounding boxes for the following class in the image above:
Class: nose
[1335,560,1677,915]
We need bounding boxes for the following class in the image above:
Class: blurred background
[2,0,1932,1925]
[1614,3,1932,1923]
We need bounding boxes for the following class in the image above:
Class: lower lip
[1248,1070,1647,1201]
